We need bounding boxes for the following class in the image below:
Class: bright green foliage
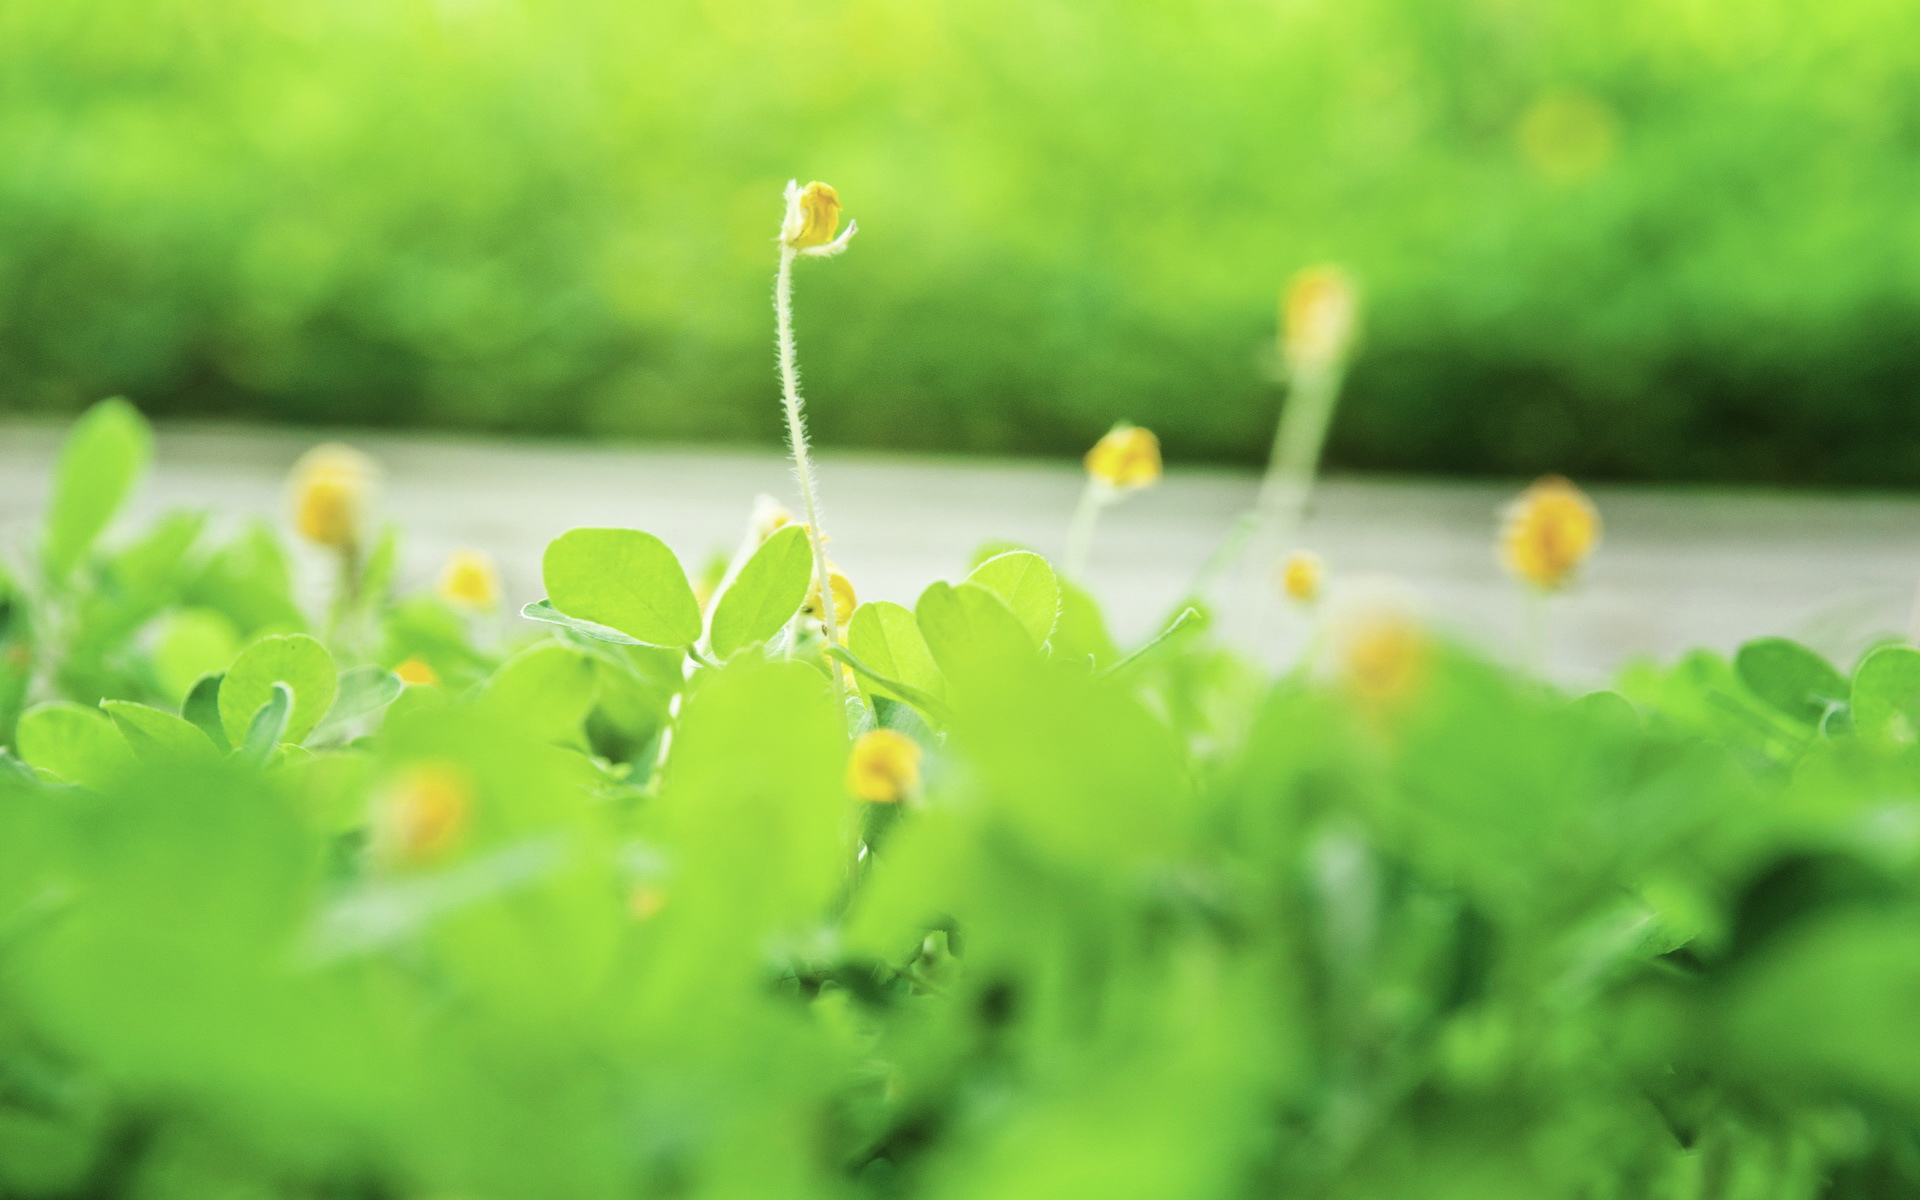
[5,406,1920,1197]
[40,398,151,585]
[543,528,703,648]
[965,551,1062,647]
[708,524,813,658]
[217,634,338,745]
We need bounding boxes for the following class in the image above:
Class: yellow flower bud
[438,549,500,610]
[1282,266,1360,373]
[393,657,439,686]
[289,444,375,551]
[1334,607,1429,707]
[1084,423,1162,491]
[804,567,857,626]
[781,181,844,250]
[846,729,923,803]
[373,761,471,868]
[1279,550,1324,604]
[1500,475,1601,590]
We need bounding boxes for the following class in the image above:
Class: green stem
[1063,479,1107,581]
[775,245,849,715]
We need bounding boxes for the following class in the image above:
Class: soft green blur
[5,0,1920,482]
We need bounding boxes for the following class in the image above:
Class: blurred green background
[5,0,1920,483]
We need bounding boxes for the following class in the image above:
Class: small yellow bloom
[373,761,471,867]
[1084,423,1162,491]
[438,549,500,610]
[289,444,375,551]
[846,729,923,803]
[393,656,439,686]
[781,181,845,250]
[1500,475,1601,590]
[804,567,857,626]
[1279,551,1324,604]
[629,883,668,921]
[1282,266,1360,373]
[1334,608,1429,707]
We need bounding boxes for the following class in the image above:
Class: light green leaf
[480,642,599,743]
[1735,637,1847,727]
[847,601,945,707]
[238,683,293,764]
[520,599,644,646]
[218,634,338,745]
[709,525,813,659]
[965,550,1061,647]
[182,672,229,753]
[1852,644,1920,741]
[310,665,404,744]
[542,528,702,648]
[16,702,133,788]
[150,608,242,707]
[101,700,218,763]
[42,398,153,584]
[915,581,1036,685]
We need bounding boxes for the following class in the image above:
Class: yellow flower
[1500,475,1601,590]
[1282,266,1360,373]
[289,444,375,551]
[393,657,439,686]
[438,549,500,610]
[1334,607,1429,707]
[1084,423,1162,490]
[781,181,845,250]
[846,729,923,803]
[1279,550,1324,604]
[804,567,857,626]
[373,761,471,867]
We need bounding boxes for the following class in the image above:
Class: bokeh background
[5,0,1920,483]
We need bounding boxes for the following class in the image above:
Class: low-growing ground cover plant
[1,197,1919,1200]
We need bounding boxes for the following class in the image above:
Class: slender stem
[1253,362,1346,551]
[1063,479,1106,581]
[1522,588,1550,679]
[775,245,849,712]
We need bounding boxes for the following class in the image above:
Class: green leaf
[41,398,153,584]
[1103,606,1206,677]
[310,665,404,744]
[150,608,242,708]
[238,683,293,764]
[218,634,338,745]
[480,643,599,743]
[182,672,230,752]
[15,702,133,788]
[101,700,218,763]
[542,528,702,648]
[186,521,304,635]
[520,599,644,646]
[828,645,951,724]
[846,601,946,707]
[1851,644,1920,741]
[708,525,813,659]
[1735,637,1847,726]
[965,550,1061,647]
[915,581,1037,685]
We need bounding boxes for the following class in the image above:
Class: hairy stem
[1063,479,1106,581]
[775,245,849,711]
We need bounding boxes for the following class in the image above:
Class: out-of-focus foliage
[7,401,1920,1197]
[7,0,1920,481]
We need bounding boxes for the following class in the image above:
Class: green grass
[7,0,1920,481]
[0,399,1916,1196]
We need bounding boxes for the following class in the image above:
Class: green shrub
[0,397,1916,1196]
[7,0,1920,481]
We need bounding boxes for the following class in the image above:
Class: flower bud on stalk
[804,567,858,628]
[393,657,439,686]
[1500,476,1600,591]
[1084,423,1163,492]
[1282,267,1360,376]
[290,444,375,553]
[846,729,923,803]
[1279,550,1324,605]
[372,761,471,868]
[781,181,858,256]
[438,549,500,610]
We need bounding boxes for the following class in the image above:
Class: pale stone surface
[2,422,1913,685]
